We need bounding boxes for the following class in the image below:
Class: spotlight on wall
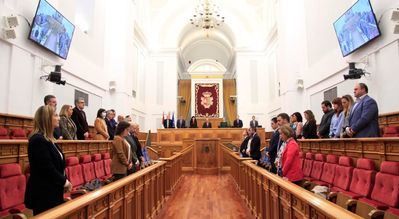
[5,16,19,28]
[177,96,186,103]
[343,63,365,80]
[229,95,237,103]
[41,65,66,85]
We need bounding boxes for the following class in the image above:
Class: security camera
[343,63,365,80]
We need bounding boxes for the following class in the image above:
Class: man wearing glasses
[71,97,89,140]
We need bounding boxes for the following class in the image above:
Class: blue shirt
[329,112,344,138]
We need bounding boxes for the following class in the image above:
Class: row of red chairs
[299,152,399,219]
[382,126,399,137]
[0,152,113,218]
[65,153,112,194]
[0,128,28,139]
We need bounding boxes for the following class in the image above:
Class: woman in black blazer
[189,116,198,128]
[302,110,318,139]
[25,105,72,215]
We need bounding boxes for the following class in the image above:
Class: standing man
[250,115,258,128]
[317,100,334,138]
[246,127,261,161]
[44,95,61,139]
[176,116,186,128]
[105,109,117,140]
[267,113,290,173]
[202,118,212,128]
[233,115,243,128]
[260,117,279,168]
[125,123,144,174]
[163,113,174,128]
[347,83,379,137]
[71,98,89,140]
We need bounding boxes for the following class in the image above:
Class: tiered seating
[80,155,97,184]
[307,153,325,183]
[355,161,399,218]
[312,154,338,187]
[9,128,27,139]
[65,157,85,191]
[102,152,112,180]
[0,128,9,139]
[330,156,354,194]
[92,154,111,181]
[302,152,314,180]
[0,164,26,217]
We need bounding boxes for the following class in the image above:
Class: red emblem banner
[195,83,219,117]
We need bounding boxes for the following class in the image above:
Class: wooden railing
[0,140,112,172]
[299,137,399,170]
[32,161,166,219]
[221,143,362,219]
[159,145,193,195]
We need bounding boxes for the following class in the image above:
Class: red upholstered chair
[10,129,26,139]
[299,152,304,169]
[65,157,87,199]
[355,161,399,218]
[102,152,112,180]
[0,128,9,139]
[385,208,399,219]
[336,158,376,211]
[383,126,399,137]
[92,153,110,181]
[309,153,325,181]
[0,164,26,218]
[312,154,338,187]
[80,155,96,184]
[302,152,314,181]
[328,156,354,202]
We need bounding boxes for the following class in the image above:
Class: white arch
[187,59,227,74]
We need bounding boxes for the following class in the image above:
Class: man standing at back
[347,83,379,137]
[105,109,117,140]
[71,98,89,140]
[317,100,334,138]
[246,127,261,161]
[233,115,243,128]
[44,95,62,139]
[250,115,258,128]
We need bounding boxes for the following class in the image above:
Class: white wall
[275,0,399,124]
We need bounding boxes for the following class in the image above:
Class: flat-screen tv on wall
[333,0,381,57]
[29,0,75,59]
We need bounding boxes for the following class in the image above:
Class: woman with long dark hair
[189,116,198,128]
[302,110,317,139]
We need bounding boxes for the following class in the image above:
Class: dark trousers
[113,173,127,181]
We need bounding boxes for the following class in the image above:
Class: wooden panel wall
[299,138,399,170]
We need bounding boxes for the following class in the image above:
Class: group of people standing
[25,95,152,215]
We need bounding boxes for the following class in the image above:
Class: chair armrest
[368,209,385,219]
[345,199,357,207]
[327,192,337,200]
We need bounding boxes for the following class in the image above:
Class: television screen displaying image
[333,0,380,57]
[29,0,75,59]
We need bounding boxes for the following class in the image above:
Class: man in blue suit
[347,83,379,138]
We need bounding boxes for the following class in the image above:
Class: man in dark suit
[105,109,117,140]
[260,117,278,169]
[347,83,379,137]
[267,114,289,173]
[250,115,258,128]
[125,123,144,174]
[176,116,186,128]
[248,127,261,161]
[44,95,62,139]
[239,129,250,157]
[163,114,174,128]
[233,115,243,128]
[317,100,334,138]
[71,98,89,140]
[202,118,212,128]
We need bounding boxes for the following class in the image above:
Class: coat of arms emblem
[200,91,213,109]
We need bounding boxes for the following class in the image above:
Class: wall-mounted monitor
[333,0,381,57]
[29,0,75,59]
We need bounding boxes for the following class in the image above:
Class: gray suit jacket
[250,120,258,128]
[349,95,379,138]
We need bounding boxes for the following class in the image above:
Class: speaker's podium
[193,138,222,174]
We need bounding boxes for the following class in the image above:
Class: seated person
[233,115,243,128]
[189,116,198,128]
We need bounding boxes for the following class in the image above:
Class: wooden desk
[193,138,221,174]
[196,117,223,128]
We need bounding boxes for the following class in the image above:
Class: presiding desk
[195,117,223,128]
[155,128,266,157]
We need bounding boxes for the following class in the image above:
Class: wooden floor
[156,174,255,219]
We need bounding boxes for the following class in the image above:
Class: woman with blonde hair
[340,95,355,138]
[25,105,72,215]
[59,104,77,140]
[94,108,109,140]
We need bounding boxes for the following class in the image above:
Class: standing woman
[94,108,109,140]
[290,112,303,139]
[59,104,77,140]
[277,124,304,184]
[329,97,344,138]
[302,110,318,139]
[111,121,133,180]
[189,116,198,128]
[340,95,355,138]
[25,105,72,215]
